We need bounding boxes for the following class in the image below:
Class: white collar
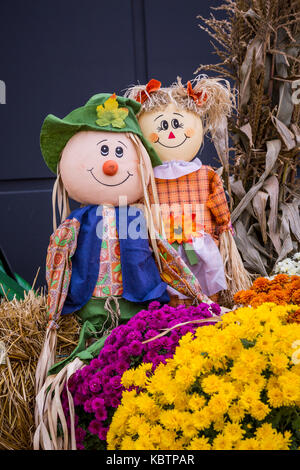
[154,158,202,180]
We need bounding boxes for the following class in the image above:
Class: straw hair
[128,132,165,271]
[52,164,71,232]
[124,83,172,113]
[0,290,80,450]
[124,75,236,137]
[219,230,253,306]
[34,356,84,450]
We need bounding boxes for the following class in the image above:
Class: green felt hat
[40,93,162,174]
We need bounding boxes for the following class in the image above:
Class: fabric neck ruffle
[153,158,202,180]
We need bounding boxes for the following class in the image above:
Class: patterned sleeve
[155,234,206,303]
[206,169,233,236]
[46,218,80,328]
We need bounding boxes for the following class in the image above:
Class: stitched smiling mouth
[87,168,133,187]
[157,135,189,148]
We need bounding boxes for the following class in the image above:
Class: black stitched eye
[115,146,123,158]
[161,120,168,130]
[171,118,180,129]
[101,145,109,156]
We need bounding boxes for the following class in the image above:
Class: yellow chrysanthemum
[227,402,245,423]
[239,388,261,411]
[188,394,206,411]
[187,436,211,450]
[201,374,224,394]
[235,438,261,450]
[213,417,226,432]
[120,435,136,450]
[278,371,300,404]
[192,408,212,430]
[267,385,285,408]
[160,409,182,431]
[207,394,229,419]
[212,434,234,450]
[175,366,195,387]
[222,422,245,442]
[250,400,271,421]
[127,414,147,435]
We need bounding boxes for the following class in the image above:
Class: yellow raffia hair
[51,132,165,270]
[124,75,236,137]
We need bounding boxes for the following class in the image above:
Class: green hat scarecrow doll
[34,92,206,449]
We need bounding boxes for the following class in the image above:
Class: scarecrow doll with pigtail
[125,76,251,303]
[34,92,207,450]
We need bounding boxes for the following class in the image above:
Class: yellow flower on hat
[96,93,129,128]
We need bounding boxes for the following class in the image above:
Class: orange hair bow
[186,81,208,106]
[135,79,161,104]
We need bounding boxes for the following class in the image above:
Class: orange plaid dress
[149,165,232,244]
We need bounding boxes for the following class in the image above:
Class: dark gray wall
[0,0,223,289]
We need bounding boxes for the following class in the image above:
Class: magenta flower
[129,340,143,356]
[115,359,129,374]
[90,358,101,369]
[83,399,93,414]
[118,346,130,360]
[95,407,107,422]
[88,420,103,435]
[109,376,122,389]
[98,427,109,440]
[91,397,105,412]
[109,396,120,408]
[134,319,147,331]
[89,377,102,393]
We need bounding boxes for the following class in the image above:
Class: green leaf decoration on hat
[96,93,129,129]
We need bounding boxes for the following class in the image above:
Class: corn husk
[196,0,300,275]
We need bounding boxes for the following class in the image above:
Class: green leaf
[113,264,121,272]
[96,117,110,127]
[112,118,126,128]
[118,108,129,119]
[240,338,256,349]
[101,240,108,249]
[291,415,300,431]
[102,286,110,295]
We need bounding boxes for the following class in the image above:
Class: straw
[0,289,80,450]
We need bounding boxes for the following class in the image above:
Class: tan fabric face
[138,103,204,162]
[60,131,146,206]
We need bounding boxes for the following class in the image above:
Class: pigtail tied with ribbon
[135,79,162,104]
[186,80,208,107]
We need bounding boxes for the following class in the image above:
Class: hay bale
[0,289,80,450]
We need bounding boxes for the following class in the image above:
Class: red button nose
[168,131,175,139]
[102,160,118,176]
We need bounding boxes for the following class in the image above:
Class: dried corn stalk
[196,0,300,274]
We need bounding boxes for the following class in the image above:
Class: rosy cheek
[185,128,195,138]
[149,132,159,143]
